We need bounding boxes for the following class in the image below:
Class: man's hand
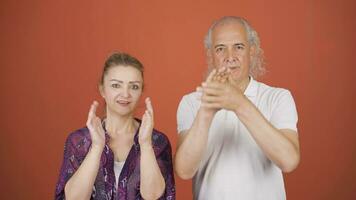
[198,68,247,112]
[197,67,230,115]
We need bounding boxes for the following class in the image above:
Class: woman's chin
[107,107,134,117]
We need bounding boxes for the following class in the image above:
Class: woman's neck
[105,111,138,137]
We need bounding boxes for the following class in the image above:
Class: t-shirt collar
[243,76,258,97]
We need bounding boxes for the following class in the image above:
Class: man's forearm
[175,108,214,179]
[235,98,300,172]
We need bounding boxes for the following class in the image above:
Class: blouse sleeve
[154,133,176,200]
[54,131,87,200]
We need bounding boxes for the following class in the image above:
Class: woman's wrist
[89,144,105,154]
[140,142,153,151]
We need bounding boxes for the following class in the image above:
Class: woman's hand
[138,98,154,148]
[86,101,105,149]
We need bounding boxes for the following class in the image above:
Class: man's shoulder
[257,80,292,97]
[180,91,201,103]
[178,91,202,113]
[255,80,295,107]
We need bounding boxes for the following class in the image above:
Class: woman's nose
[121,87,130,98]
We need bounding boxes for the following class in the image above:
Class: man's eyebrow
[214,43,246,48]
[214,44,226,48]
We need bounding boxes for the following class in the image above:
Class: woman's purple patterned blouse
[55,121,175,200]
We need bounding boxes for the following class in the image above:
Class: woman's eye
[132,85,140,90]
[112,83,120,88]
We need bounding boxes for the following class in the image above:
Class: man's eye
[216,47,223,53]
[236,45,244,50]
[112,83,120,88]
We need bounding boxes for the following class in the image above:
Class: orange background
[1,0,355,199]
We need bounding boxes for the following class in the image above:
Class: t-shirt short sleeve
[270,89,298,132]
[177,93,200,134]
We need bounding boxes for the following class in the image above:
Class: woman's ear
[99,85,105,98]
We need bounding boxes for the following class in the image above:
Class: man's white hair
[204,16,266,78]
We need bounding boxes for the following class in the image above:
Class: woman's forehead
[105,65,143,82]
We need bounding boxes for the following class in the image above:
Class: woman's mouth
[116,100,130,106]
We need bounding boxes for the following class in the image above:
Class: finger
[201,95,221,103]
[88,101,99,118]
[217,66,227,73]
[145,97,154,117]
[212,69,223,82]
[212,72,218,82]
[215,74,222,82]
[221,73,229,83]
[206,69,217,82]
[202,81,224,90]
[87,101,98,125]
[202,87,223,96]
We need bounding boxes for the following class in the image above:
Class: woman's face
[100,65,143,117]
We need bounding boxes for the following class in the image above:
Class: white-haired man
[175,16,300,200]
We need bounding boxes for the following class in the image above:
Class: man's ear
[206,49,213,69]
[249,45,256,59]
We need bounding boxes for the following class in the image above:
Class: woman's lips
[116,100,130,106]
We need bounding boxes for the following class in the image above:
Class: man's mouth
[226,66,240,72]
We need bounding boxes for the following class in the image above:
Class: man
[175,16,300,200]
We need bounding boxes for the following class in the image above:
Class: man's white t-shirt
[177,77,298,200]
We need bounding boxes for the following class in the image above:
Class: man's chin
[230,69,241,78]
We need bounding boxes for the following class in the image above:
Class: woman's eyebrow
[109,79,141,84]
[109,79,123,83]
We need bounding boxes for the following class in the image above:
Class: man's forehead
[211,23,248,44]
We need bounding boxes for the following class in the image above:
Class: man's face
[209,22,254,85]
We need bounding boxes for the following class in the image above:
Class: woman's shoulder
[65,126,91,147]
[151,128,171,147]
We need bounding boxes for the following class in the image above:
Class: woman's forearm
[64,146,103,200]
[140,144,165,200]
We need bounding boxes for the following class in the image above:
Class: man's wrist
[198,107,216,119]
[234,96,253,116]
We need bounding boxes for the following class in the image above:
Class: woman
[55,52,175,200]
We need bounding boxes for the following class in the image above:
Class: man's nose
[225,49,237,63]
